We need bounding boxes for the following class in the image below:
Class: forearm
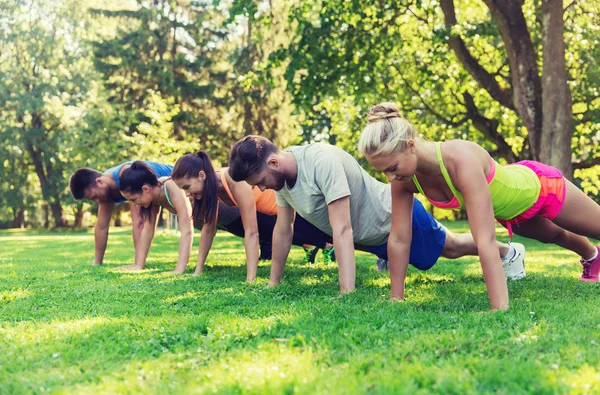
[133,226,155,268]
[270,227,293,286]
[195,227,216,274]
[173,229,193,274]
[94,226,109,265]
[388,240,411,300]
[478,239,509,310]
[332,227,355,293]
[244,231,260,282]
[131,221,143,262]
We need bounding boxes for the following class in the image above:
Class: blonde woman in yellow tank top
[358,102,600,311]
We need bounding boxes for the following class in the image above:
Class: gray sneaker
[503,242,526,280]
[376,258,388,272]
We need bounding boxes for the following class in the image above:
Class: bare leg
[509,215,594,258]
[551,180,600,258]
[441,228,510,259]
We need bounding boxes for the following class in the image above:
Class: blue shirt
[104,161,174,203]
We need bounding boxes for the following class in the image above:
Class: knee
[538,228,567,244]
[442,232,473,259]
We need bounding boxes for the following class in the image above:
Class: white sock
[583,248,599,263]
[501,245,516,262]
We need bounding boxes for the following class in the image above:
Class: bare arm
[388,182,414,300]
[94,201,114,265]
[229,177,260,282]
[167,181,194,274]
[269,205,295,287]
[132,204,161,269]
[327,196,356,293]
[130,204,144,265]
[194,220,217,276]
[453,156,508,310]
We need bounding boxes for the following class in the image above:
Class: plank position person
[227,136,525,294]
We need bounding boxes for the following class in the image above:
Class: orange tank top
[218,169,278,215]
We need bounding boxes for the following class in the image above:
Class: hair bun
[367,111,401,123]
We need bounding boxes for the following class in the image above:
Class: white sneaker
[502,242,526,280]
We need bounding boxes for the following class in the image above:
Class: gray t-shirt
[276,143,392,246]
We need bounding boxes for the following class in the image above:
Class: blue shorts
[361,199,446,270]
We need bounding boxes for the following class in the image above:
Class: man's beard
[272,173,286,191]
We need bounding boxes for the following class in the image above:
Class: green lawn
[1,223,599,394]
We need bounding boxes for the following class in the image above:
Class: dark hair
[228,135,278,182]
[69,168,103,200]
[172,151,218,225]
[119,161,159,222]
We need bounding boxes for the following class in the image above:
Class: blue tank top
[104,161,174,203]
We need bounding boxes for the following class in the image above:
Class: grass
[1,222,600,394]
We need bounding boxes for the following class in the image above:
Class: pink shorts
[497,160,566,237]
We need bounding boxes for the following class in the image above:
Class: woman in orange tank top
[171,151,328,281]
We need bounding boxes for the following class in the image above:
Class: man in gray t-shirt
[274,143,391,246]
[228,136,521,294]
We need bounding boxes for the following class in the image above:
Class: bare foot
[167,270,185,275]
[189,272,203,277]
[92,262,103,266]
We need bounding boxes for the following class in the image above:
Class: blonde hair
[357,102,417,157]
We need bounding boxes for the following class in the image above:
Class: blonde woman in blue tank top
[358,102,600,311]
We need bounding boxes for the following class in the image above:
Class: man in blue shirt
[69,161,173,267]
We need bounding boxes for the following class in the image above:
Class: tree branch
[573,157,600,169]
[565,0,578,12]
[397,72,468,127]
[462,92,517,162]
[439,0,515,110]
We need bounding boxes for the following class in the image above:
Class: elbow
[246,229,260,240]
[388,232,411,248]
[134,220,145,232]
[334,223,353,239]
[181,228,193,240]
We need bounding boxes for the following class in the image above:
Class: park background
[0,0,599,228]
[2,0,600,393]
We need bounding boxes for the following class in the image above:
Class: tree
[279,0,599,178]
[0,0,99,227]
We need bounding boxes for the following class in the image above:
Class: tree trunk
[157,210,165,228]
[43,204,50,229]
[12,208,25,229]
[481,0,544,160]
[74,205,84,228]
[539,0,573,179]
[24,138,66,228]
[49,202,66,227]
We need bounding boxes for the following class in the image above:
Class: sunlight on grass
[1,316,119,347]
[164,292,199,304]
[559,364,600,393]
[2,225,600,393]
[0,288,32,304]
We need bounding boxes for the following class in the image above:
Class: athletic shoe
[376,258,388,272]
[303,247,319,264]
[502,242,526,280]
[580,246,600,282]
[322,247,335,265]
